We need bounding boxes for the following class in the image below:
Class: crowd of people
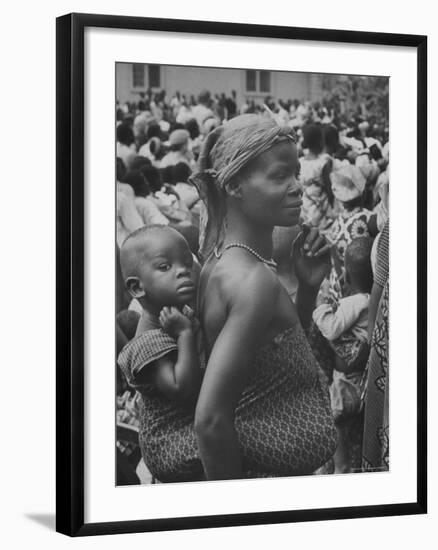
[115,85,389,484]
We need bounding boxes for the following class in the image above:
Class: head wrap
[190,114,296,260]
[330,164,366,203]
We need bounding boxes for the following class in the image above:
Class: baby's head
[344,237,373,294]
[120,225,195,310]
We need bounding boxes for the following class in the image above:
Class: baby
[118,224,202,405]
[117,224,205,482]
[313,237,373,473]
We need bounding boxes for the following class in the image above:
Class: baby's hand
[159,306,192,339]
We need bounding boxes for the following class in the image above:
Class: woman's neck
[223,203,273,259]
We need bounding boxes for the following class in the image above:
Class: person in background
[324,164,376,303]
[299,124,334,232]
[138,123,164,165]
[123,170,169,227]
[116,181,142,249]
[116,122,137,169]
[192,90,214,129]
[139,163,192,226]
[184,118,202,161]
[138,136,163,167]
[362,219,389,472]
[160,129,193,169]
[172,162,200,210]
[129,155,152,172]
[313,237,373,473]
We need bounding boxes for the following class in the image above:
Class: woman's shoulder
[206,255,280,308]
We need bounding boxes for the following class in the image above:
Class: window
[148,64,161,88]
[259,70,271,93]
[245,70,271,93]
[132,64,145,88]
[246,70,257,92]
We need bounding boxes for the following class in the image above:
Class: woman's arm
[194,267,277,480]
[295,282,319,329]
[293,226,331,328]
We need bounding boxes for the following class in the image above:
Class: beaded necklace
[214,242,277,269]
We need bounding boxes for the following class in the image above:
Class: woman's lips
[284,200,303,209]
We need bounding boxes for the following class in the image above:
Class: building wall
[116,64,134,105]
[162,65,244,103]
[273,71,312,102]
[116,63,321,105]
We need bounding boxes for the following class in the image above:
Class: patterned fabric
[325,207,373,302]
[331,334,369,371]
[233,324,338,477]
[362,282,389,471]
[375,220,389,288]
[118,329,204,482]
[118,324,337,482]
[118,329,178,387]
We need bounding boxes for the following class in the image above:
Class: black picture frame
[56,12,427,537]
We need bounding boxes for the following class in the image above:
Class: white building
[116,63,324,106]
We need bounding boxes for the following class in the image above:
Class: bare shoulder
[212,253,280,309]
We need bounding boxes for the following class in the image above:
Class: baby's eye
[157,263,171,271]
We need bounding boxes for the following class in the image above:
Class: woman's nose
[288,178,303,198]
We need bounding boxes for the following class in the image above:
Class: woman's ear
[125,277,146,299]
[224,177,242,199]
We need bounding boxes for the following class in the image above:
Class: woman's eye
[273,173,287,180]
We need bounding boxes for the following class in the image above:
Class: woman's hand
[292,224,331,290]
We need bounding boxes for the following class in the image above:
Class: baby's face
[138,231,195,307]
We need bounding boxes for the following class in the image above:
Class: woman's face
[237,141,302,227]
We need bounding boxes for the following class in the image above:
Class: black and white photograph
[0,0,433,545]
[115,63,390,486]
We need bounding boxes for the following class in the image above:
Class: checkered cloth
[118,329,178,388]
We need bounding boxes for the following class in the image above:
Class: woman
[192,114,337,480]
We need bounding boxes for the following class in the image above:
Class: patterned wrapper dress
[118,324,337,482]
